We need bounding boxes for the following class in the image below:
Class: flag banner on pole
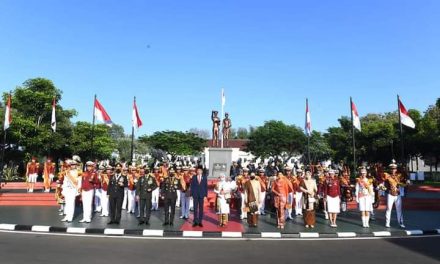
[305,99,312,136]
[94,98,113,126]
[222,89,226,107]
[51,97,56,132]
[3,94,11,131]
[398,98,415,129]
[132,99,143,129]
[351,100,361,131]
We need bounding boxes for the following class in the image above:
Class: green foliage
[308,131,333,163]
[70,122,116,161]
[139,131,206,157]
[246,120,306,160]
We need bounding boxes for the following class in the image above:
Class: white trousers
[122,187,129,210]
[240,192,246,218]
[259,191,266,214]
[94,189,102,212]
[176,190,181,207]
[127,189,136,213]
[101,190,109,216]
[295,192,303,215]
[152,188,160,210]
[81,190,94,221]
[28,173,38,183]
[386,194,403,226]
[63,188,77,221]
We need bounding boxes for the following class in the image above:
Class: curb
[1,223,439,239]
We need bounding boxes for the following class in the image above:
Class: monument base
[208,148,233,179]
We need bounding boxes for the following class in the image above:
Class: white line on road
[337,232,357,238]
[222,232,242,238]
[0,224,16,230]
[31,226,51,232]
[183,231,203,237]
[67,227,86,234]
[300,233,320,238]
[143,230,164,237]
[373,231,392,237]
[261,232,282,238]
[406,230,424,236]
[104,229,125,235]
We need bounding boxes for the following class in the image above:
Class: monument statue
[222,113,232,147]
[211,110,221,147]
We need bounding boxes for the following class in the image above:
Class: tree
[236,127,249,139]
[1,78,76,163]
[308,131,333,164]
[70,122,116,161]
[139,131,206,158]
[188,128,210,140]
[418,100,440,171]
[246,120,306,161]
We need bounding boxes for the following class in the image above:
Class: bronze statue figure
[211,110,221,147]
[222,113,231,147]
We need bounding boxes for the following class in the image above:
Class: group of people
[26,155,408,230]
[217,161,408,229]
[53,158,208,226]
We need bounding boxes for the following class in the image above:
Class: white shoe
[58,212,64,216]
[79,219,86,223]
[400,224,406,229]
[61,218,70,222]
[385,224,390,228]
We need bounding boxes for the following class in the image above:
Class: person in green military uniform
[136,166,158,225]
[160,169,183,226]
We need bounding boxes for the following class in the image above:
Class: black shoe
[198,223,203,227]
[145,221,150,225]
[163,222,169,226]
[107,221,114,225]
[138,221,145,225]
[114,221,120,225]
[192,223,198,227]
[170,222,174,226]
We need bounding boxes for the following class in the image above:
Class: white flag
[51,97,56,132]
[221,89,226,107]
[3,94,11,131]
[351,100,361,131]
[305,99,311,136]
[398,98,415,129]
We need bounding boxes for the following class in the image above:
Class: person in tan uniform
[43,157,56,192]
[243,172,261,227]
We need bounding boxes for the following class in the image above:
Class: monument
[208,110,233,179]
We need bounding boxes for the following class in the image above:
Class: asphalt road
[0,231,439,264]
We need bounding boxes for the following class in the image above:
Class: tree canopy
[139,131,206,157]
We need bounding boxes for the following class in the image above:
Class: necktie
[198,175,201,184]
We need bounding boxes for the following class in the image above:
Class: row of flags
[304,96,415,136]
[3,96,143,131]
[1,94,416,134]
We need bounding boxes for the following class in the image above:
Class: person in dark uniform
[136,166,157,225]
[107,163,128,225]
[161,169,182,226]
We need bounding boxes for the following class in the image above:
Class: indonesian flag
[94,98,113,126]
[3,94,11,131]
[351,99,361,131]
[305,98,311,137]
[398,97,415,129]
[51,97,56,132]
[132,99,143,129]
[221,88,226,107]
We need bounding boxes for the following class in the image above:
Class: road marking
[373,231,391,237]
[300,232,320,238]
[222,232,242,238]
[143,230,164,237]
[104,229,125,235]
[67,227,86,234]
[31,226,50,232]
[405,230,423,236]
[437,229,440,234]
[337,232,356,238]
[261,232,282,238]
[0,224,16,230]
[1,229,440,241]
[183,231,203,237]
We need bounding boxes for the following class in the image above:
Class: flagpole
[91,94,97,160]
[397,95,405,165]
[350,97,357,173]
[221,89,224,149]
[131,96,136,164]
[306,98,311,166]
[0,130,6,184]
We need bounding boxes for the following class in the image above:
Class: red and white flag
[351,99,361,131]
[51,97,56,132]
[398,97,415,129]
[132,98,143,129]
[94,98,113,126]
[305,99,312,136]
[3,94,11,131]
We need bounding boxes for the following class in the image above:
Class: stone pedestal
[208,148,233,179]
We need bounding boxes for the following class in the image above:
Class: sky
[1,0,439,136]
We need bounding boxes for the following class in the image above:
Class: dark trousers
[139,195,152,222]
[193,197,205,224]
[164,197,176,223]
[109,195,123,222]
